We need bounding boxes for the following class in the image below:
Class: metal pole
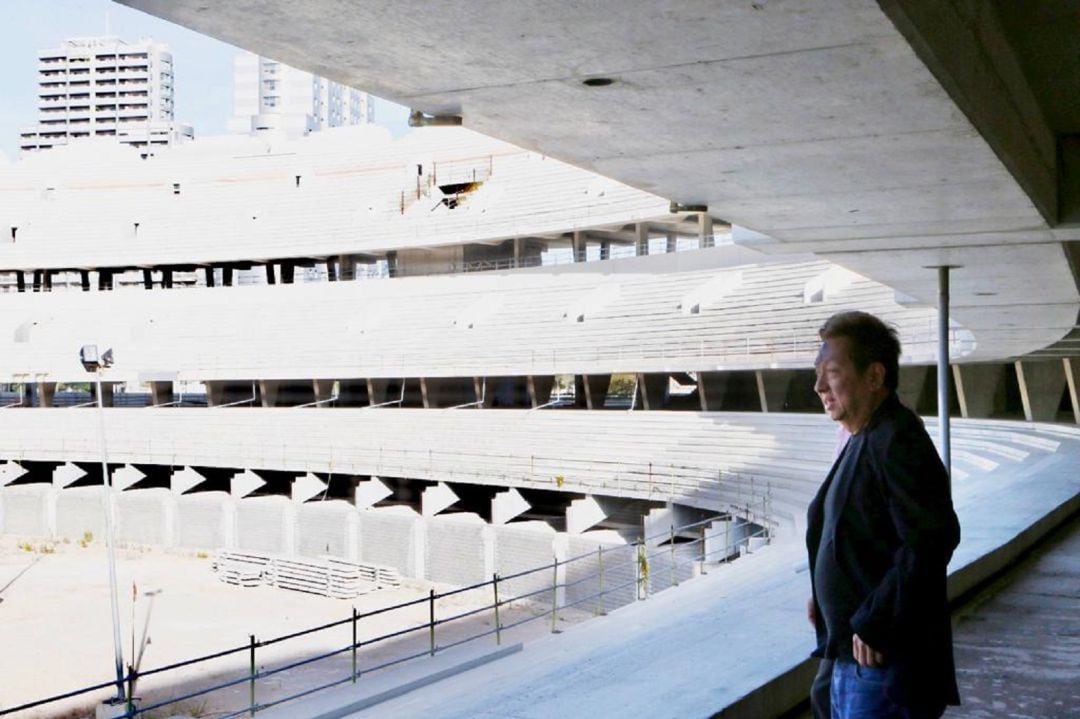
[351,607,358,682]
[550,557,560,633]
[596,546,606,616]
[492,574,501,645]
[95,373,126,704]
[249,634,256,716]
[428,589,436,656]
[937,266,952,478]
[670,525,677,588]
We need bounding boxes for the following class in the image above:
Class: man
[806,311,961,718]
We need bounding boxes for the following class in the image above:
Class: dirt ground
[0,535,581,719]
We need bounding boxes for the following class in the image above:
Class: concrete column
[367,378,392,406]
[42,270,53,292]
[37,382,56,407]
[699,214,714,248]
[265,264,276,285]
[80,270,90,292]
[258,379,280,408]
[1015,360,1067,422]
[1064,358,1080,425]
[636,373,669,410]
[326,258,338,282]
[513,238,523,267]
[161,269,172,289]
[665,232,677,254]
[150,381,173,406]
[897,365,931,412]
[92,382,115,407]
[280,262,295,284]
[473,377,493,408]
[222,266,234,286]
[15,271,25,293]
[527,375,554,407]
[572,231,586,262]
[576,374,611,410]
[635,223,649,256]
[755,371,768,413]
[338,255,356,281]
[204,381,225,408]
[204,267,216,288]
[599,240,611,261]
[758,370,796,413]
[952,364,1006,418]
[142,269,154,289]
[313,379,336,406]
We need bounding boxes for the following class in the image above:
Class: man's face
[814,335,881,432]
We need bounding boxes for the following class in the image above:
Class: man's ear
[868,362,886,389]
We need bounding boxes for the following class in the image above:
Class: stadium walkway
[263,427,1079,719]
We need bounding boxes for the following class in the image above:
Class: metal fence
[0,514,770,719]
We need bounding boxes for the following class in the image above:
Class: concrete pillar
[280,262,295,284]
[204,267,216,288]
[758,370,796,412]
[313,379,336,406]
[1015,360,1067,422]
[326,257,338,282]
[572,231,586,262]
[142,269,154,289]
[513,238,523,267]
[161,269,172,289]
[15,271,25,293]
[80,270,90,292]
[37,382,56,407]
[665,232,677,254]
[338,255,357,281]
[150,381,173,406]
[897,365,931,412]
[32,270,42,292]
[204,381,225,408]
[636,373,669,410]
[1064,358,1080,425]
[265,264,276,285]
[92,382,115,407]
[952,364,1007,418]
[635,223,649,256]
[42,270,53,292]
[527,375,554,407]
[599,240,611,260]
[367,378,392,406]
[575,374,611,409]
[258,379,280,408]
[699,214,714,248]
[222,266,234,286]
[473,377,493,408]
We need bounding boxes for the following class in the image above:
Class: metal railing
[0,512,771,719]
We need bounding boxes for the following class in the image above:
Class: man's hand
[852,634,884,667]
[806,597,816,627]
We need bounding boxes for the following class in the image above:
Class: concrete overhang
[117,0,1080,361]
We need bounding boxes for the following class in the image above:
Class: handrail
[0,509,771,718]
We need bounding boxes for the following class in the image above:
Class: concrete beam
[171,467,205,495]
[953,364,1007,418]
[0,462,26,486]
[492,487,531,525]
[1064,358,1080,425]
[292,472,328,502]
[313,379,336,406]
[150,381,173,406]
[113,466,146,491]
[355,476,394,509]
[52,462,85,488]
[258,379,280,407]
[527,375,554,408]
[231,469,265,499]
[422,482,460,517]
[1015,359,1067,422]
[636,373,669,410]
[566,495,609,534]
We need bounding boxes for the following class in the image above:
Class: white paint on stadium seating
[0,253,969,383]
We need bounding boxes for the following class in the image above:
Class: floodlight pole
[94,368,127,704]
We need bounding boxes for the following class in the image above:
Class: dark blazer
[806,393,961,708]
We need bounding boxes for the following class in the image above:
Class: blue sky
[0,0,411,160]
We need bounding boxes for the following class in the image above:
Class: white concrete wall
[424,513,488,585]
[54,485,107,540]
[0,484,52,536]
[235,495,291,554]
[296,500,353,558]
[359,507,419,577]
[175,492,229,549]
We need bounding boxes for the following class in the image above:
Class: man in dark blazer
[806,311,961,718]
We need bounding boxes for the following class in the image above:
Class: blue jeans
[830,660,943,719]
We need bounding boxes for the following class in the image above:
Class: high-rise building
[227,51,374,137]
[18,36,193,153]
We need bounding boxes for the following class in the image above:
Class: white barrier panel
[359,506,419,578]
[0,484,51,537]
[55,486,107,541]
[493,521,557,600]
[296,500,353,559]
[235,495,291,554]
[116,488,171,546]
[566,531,635,611]
[175,492,229,550]
[424,513,487,585]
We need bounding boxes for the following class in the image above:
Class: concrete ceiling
[118,0,1080,362]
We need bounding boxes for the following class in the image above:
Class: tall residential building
[227,51,374,137]
[19,36,193,153]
